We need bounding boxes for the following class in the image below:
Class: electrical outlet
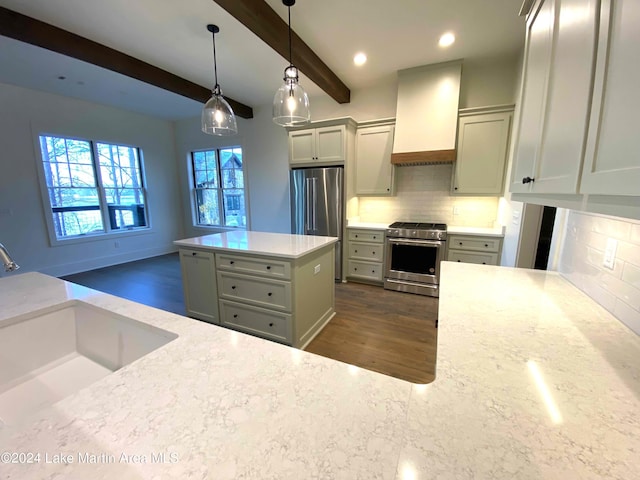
[453,206,460,215]
[114,240,120,248]
[314,264,321,275]
[603,238,617,270]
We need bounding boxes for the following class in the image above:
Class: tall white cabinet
[581,0,640,195]
[355,121,395,195]
[510,0,640,218]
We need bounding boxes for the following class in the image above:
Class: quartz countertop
[346,222,389,230]
[1,263,639,479]
[173,230,338,259]
[447,225,505,236]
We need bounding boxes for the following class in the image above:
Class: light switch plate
[603,238,617,270]
[314,264,321,275]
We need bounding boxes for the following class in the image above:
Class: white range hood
[392,60,462,165]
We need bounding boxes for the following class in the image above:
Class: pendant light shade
[202,24,237,136]
[273,0,310,126]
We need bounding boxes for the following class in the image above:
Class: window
[191,147,246,228]
[38,135,148,240]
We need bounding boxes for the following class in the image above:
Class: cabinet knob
[269,323,274,327]
[355,234,358,238]
[482,262,486,265]
[231,285,236,290]
[230,260,234,264]
[454,187,458,190]
[355,250,358,253]
[354,267,358,271]
[522,176,535,184]
[192,252,196,256]
[268,292,273,296]
[386,188,390,192]
[457,260,461,262]
[372,270,375,274]
[373,236,376,239]
[233,314,238,318]
[485,244,488,247]
[459,242,463,245]
[266,265,271,270]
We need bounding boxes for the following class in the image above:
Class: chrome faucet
[0,242,20,272]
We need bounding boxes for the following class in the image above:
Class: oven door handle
[387,238,443,247]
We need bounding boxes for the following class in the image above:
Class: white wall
[557,211,640,335]
[0,82,183,277]
[459,54,520,109]
[173,105,291,236]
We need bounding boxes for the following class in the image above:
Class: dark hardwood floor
[62,254,438,383]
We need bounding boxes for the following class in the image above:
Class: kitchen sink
[0,301,177,426]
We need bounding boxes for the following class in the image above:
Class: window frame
[190,146,248,230]
[34,132,152,246]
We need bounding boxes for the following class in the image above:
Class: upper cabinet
[511,0,598,195]
[355,121,395,195]
[511,0,639,204]
[289,124,347,166]
[452,106,513,196]
[581,0,640,195]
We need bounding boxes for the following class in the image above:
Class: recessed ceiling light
[439,32,455,48]
[353,52,367,66]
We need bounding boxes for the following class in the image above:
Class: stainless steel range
[384,222,447,297]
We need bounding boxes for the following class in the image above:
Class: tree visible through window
[192,147,246,228]
[38,135,148,240]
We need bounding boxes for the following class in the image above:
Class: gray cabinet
[355,123,395,195]
[453,106,513,196]
[346,228,385,284]
[447,234,503,266]
[179,249,218,324]
[289,125,347,165]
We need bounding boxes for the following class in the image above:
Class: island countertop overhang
[173,230,338,259]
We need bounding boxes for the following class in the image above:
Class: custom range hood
[392,60,462,166]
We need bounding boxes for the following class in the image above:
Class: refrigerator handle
[312,177,318,231]
[305,178,312,232]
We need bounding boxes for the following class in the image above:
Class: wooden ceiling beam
[213,0,351,104]
[0,6,254,119]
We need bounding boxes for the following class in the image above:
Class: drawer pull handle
[266,266,271,270]
[192,252,197,256]
[373,236,377,239]
[459,242,463,246]
[372,251,375,255]
[372,270,375,274]
[355,234,358,238]
[230,260,234,264]
[268,292,273,296]
[354,267,358,271]
[457,260,461,262]
[522,176,535,184]
[233,314,238,318]
[355,250,358,253]
[482,262,486,265]
[484,244,488,248]
[269,322,274,327]
[231,285,236,290]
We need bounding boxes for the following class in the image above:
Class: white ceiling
[0,0,525,120]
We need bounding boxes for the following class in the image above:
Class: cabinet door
[355,125,395,195]
[315,125,346,163]
[179,249,218,323]
[510,0,554,193]
[534,0,598,193]
[581,0,640,195]
[453,111,511,195]
[289,129,316,164]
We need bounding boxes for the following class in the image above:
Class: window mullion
[91,141,111,233]
[217,149,225,225]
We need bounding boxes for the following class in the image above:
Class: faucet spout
[0,242,20,272]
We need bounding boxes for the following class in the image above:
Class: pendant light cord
[212,31,219,91]
[288,5,292,67]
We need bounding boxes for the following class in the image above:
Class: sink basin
[0,301,177,426]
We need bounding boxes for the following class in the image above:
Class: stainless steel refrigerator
[290,167,344,281]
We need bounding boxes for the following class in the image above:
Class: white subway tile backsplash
[613,298,640,334]
[358,165,499,227]
[559,211,640,335]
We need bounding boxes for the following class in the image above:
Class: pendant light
[272,0,310,126]
[202,24,238,136]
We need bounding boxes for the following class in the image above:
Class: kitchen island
[1,262,638,479]
[173,231,338,348]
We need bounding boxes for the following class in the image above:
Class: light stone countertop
[346,222,389,230]
[447,225,505,236]
[173,230,338,259]
[1,263,639,479]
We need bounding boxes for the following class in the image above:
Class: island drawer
[347,229,384,243]
[216,253,291,280]
[219,300,292,345]
[217,271,292,311]
[347,260,383,282]
[348,242,383,262]
[447,235,501,253]
[447,250,499,266]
